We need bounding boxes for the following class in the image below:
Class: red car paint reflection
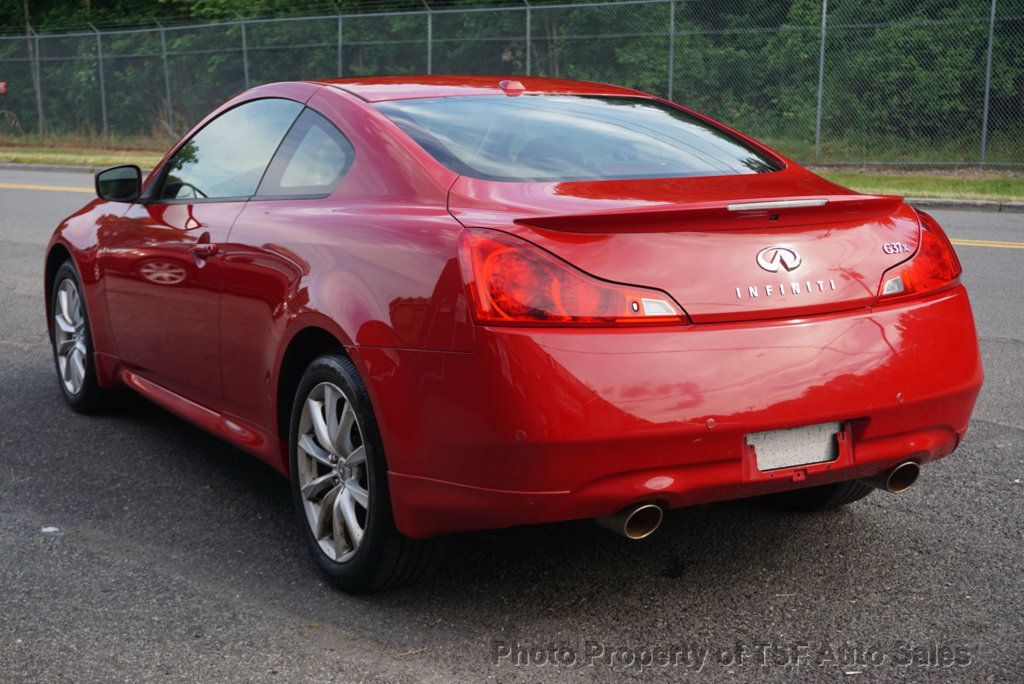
[45,76,982,539]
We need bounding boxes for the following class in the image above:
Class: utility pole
[90,23,108,139]
[236,12,250,89]
[155,18,174,139]
[667,0,675,100]
[24,1,45,138]
[523,0,531,76]
[980,0,997,166]
[422,1,432,75]
[813,0,828,163]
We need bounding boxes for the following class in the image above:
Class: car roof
[311,75,648,103]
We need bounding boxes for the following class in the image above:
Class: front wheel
[49,260,112,413]
[288,352,442,592]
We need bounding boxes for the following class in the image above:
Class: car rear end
[357,83,983,538]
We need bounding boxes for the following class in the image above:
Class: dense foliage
[0,0,1020,164]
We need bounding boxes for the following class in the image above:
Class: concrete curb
[1,162,1022,213]
[0,162,105,174]
[905,197,1024,214]
[0,161,155,177]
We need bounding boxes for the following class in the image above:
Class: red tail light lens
[458,229,687,326]
[878,211,962,301]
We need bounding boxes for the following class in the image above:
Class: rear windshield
[374,95,782,182]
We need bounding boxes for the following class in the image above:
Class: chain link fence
[0,0,1020,166]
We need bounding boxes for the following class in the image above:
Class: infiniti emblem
[756,246,802,273]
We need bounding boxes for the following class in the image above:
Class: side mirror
[95,164,142,202]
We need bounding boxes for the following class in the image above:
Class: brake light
[878,211,962,301]
[458,228,687,326]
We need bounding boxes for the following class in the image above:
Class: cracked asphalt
[1,168,1021,682]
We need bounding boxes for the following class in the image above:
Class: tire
[49,260,113,413]
[288,351,443,593]
[763,480,874,512]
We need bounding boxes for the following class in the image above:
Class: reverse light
[458,228,687,326]
[878,211,962,301]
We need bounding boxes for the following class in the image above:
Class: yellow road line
[0,182,93,194]
[951,239,1024,250]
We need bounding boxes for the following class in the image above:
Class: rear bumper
[356,286,983,538]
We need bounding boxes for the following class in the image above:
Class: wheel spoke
[306,396,336,455]
[65,351,81,388]
[70,288,82,324]
[55,314,75,334]
[332,487,351,559]
[58,287,71,322]
[57,339,76,355]
[71,348,86,382]
[338,403,356,455]
[339,488,364,548]
[324,385,341,446]
[298,433,334,468]
[343,445,366,468]
[346,480,369,510]
[316,483,342,540]
[301,471,336,502]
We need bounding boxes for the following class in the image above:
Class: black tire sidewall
[288,352,394,589]
[764,480,874,512]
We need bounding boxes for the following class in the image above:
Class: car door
[218,106,358,428]
[101,98,303,406]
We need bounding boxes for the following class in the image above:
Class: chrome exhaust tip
[595,503,664,540]
[861,461,920,493]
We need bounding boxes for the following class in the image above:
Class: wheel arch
[44,242,74,334]
[275,324,350,442]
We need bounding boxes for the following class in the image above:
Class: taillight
[458,228,687,326]
[878,210,962,301]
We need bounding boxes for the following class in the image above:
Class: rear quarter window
[256,108,355,198]
[374,95,782,182]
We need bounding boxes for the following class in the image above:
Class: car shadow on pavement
[11,364,929,644]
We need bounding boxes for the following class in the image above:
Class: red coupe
[46,76,983,592]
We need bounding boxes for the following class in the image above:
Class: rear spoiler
[514,194,905,233]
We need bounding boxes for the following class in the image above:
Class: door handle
[189,243,219,258]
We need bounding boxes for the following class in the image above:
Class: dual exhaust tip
[595,503,664,540]
[594,461,920,540]
[861,460,920,493]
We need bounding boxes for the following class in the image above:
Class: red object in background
[45,76,983,542]
[0,81,7,95]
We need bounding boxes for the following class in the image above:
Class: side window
[160,98,303,201]
[256,108,355,198]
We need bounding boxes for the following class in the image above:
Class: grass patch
[0,144,163,169]
[815,169,1024,203]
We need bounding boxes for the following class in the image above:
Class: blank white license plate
[748,422,841,472]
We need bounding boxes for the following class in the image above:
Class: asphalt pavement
[1,168,1021,682]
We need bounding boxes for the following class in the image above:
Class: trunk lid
[448,168,920,324]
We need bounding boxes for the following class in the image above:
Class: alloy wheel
[296,381,369,563]
[53,278,87,396]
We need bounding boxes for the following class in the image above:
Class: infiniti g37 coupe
[45,76,983,592]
